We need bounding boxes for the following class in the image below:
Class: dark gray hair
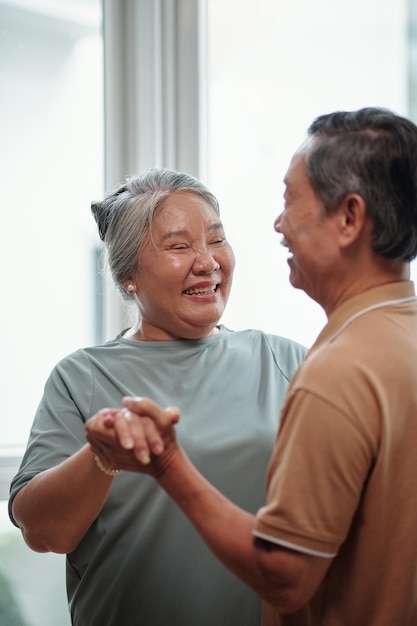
[91,168,220,297]
[305,107,417,261]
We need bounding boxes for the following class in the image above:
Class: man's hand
[85,397,180,476]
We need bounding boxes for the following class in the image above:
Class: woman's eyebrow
[160,229,188,242]
[160,222,224,242]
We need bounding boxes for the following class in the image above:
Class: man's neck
[321,259,410,318]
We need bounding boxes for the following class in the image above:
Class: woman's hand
[85,397,180,476]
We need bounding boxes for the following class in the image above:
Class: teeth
[184,286,217,295]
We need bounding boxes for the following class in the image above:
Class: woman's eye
[171,243,188,250]
[210,237,225,245]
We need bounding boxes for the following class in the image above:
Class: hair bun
[90,200,108,241]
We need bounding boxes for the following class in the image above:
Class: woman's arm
[12,409,123,554]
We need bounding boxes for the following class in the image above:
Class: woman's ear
[123,281,137,295]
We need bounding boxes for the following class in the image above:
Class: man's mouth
[280,238,293,257]
[183,285,219,295]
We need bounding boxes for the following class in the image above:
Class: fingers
[86,408,119,442]
[112,411,163,465]
[165,406,181,424]
[111,409,135,450]
[85,398,180,468]
[114,399,180,465]
[122,396,181,426]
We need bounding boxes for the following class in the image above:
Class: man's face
[274,146,340,303]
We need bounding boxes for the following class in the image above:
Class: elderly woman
[9,169,305,626]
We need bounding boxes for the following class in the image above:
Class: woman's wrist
[94,454,124,477]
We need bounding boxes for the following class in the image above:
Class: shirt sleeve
[255,386,378,556]
[265,334,307,383]
[8,350,94,525]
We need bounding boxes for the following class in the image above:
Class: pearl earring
[127,284,135,293]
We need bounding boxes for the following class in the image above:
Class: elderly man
[87,107,417,626]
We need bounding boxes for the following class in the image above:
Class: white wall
[0,1,103,446]
[207,0,410,347]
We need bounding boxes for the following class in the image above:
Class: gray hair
[91,168,220,297]
[305,107,417,261]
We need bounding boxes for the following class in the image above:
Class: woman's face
[128,191,235,341]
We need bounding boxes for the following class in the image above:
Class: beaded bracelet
[94,455,124,477]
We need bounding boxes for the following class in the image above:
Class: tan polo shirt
[255,281,417,626]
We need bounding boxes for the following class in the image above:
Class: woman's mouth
[183,284,219,295]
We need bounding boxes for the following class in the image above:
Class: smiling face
[274,145,341,304]
[127,191,235,341]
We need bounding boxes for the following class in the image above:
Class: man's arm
[153,442,331,613]
[86,397,332,613]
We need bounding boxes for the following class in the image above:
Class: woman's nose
[193,251,220,274]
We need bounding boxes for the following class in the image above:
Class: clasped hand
[85,396,180,475]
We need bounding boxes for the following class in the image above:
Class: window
[0,1,102,623]
[0,0,103,448]
[206,0,414,346]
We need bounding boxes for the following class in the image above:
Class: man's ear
[337,193,368,248]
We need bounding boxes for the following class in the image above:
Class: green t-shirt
[10,326,306,626]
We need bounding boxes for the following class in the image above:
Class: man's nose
[274,212,283,233]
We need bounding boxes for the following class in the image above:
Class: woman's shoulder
[220,325,306,351]
[47,335,126,377]
[219,325,307,376]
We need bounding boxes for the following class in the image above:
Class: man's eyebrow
[160,222,224,242]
